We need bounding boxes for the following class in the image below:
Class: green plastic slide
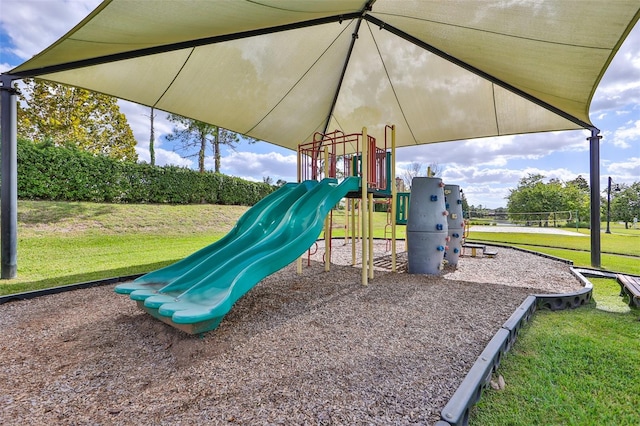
[115,177,360,333]
[114,180,316,295]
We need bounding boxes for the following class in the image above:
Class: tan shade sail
[9,0,640,151]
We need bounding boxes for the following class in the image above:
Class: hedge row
[17,139,274,205]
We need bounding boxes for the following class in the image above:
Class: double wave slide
[115,177,360,334]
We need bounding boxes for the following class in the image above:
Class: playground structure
[115,126,399,334]
[114,122,476,334]
[296,126,398,285]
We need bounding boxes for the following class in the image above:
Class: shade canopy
[8,0,640,151]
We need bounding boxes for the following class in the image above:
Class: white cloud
[590,24,640,118]
[609,120,640,149]
[117,101,174,151]
[459,183,510,209]
[0,63,13,73]
[219,151,298,182]
[0,0,102,63]
[395,130,589,169]
[607,157,640,182]
[135,146,193,168]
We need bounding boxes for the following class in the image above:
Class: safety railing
[297,129,387,190]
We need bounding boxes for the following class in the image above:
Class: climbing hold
[452,233,459,238]
[457,199,462,204]
[430,195,438,201]
[437,245,445,251]
[436,223,444,231]
[442,210,449,216]
[451,213,457,219]
[453,248,459,254]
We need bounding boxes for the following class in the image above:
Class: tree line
[15,79,273,205]
[507,173,640,229]
[17,139,273,205]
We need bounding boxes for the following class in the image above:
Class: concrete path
[469,225,587,236]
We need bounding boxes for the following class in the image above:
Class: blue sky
[1,0,639,208]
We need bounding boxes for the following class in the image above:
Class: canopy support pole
[1,75,18,279]
[588,128,602,268]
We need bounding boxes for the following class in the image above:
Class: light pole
[605,176,620,234]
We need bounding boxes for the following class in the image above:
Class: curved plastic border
[438,297,536,426]
[437,256,595,426]
[534,267,593,311]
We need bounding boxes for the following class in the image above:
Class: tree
[460,190,470,217]
[567,175,589,192]
[507,174,565,226]
[17,79,137,161]
[148,107,156,166]
[402,162,422,189]
[166,114,255,173]
[426,162,442,177]
[611,182,640,229]
[507,173,593,227]
[507,173,545,224]
[564,175,590,224]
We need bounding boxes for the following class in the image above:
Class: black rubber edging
[0,273,144,305]
[436,258,595,426]
[533,267,593,311]
[437,296,537,426]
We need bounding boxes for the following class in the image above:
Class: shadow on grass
[0,259,180,297]
[18,201,115,225]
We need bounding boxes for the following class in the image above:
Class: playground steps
[462,243,498,258]
[484,250,498,258]
[373,252,408,272]
[616,274,640,308]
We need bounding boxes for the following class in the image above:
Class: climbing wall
[444,184,465,267]
[406,177,448,275]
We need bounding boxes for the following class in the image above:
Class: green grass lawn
[467,225,640,425]
[471,276,640,425]
[467,223,640,276]
[1,200,246,295]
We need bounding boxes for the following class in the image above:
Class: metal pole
[390,125,397,272]
[1,75,18,279]
[361,127,368,286]
[605,176,612,234]
[351,198,356,265]
[588,129,601,268]
[368,192,374,280]
[324,146,331,272]
[296,144,303,275]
